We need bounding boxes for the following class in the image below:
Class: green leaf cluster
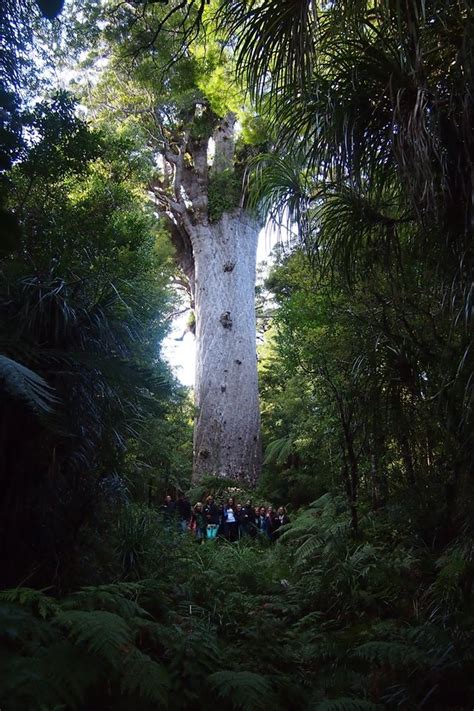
[207,168,241,222]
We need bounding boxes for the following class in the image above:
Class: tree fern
[263,435,294,466]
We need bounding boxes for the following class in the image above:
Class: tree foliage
[0,90,186,589]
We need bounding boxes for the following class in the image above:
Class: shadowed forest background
[0,0,473,709]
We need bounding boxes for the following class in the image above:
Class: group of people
[160,494,290,543]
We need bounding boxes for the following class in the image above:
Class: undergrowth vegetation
[1,494,473,710]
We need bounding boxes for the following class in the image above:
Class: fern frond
[263,435,294,466]
[53,610,131,663]
[208,670,274,711]
[293,534,325,563]
[0,602,58,646]
[309,493,335,509]
[120,648,170,702]
[63,583,149,620]
[318,669,369,695]
[0,587,59,618]
[0,654,59,709]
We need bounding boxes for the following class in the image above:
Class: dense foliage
[1,0,473,709]
[0,87,193,588]
[1,496,473,710]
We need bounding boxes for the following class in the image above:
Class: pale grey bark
[151,110,262,485]
[192,212,261,484]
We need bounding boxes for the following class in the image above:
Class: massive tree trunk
[192,213,261,484]
[152,110,261,485]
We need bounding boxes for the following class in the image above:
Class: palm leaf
[0,354,58,413]
[216,0,317,104]
[248,151,310,229]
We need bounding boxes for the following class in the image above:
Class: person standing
[256,506,267,535]
[273,506,290,541]
[241,500,256,537]
[223,497,238,542]
[191,502,207,543]
[176,492,192,533]
[235,503,245,539]
[204,495,220,540]
[159,495,176,532]
[265,506,276,541]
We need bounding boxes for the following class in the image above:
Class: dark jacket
[160,500,176,518]
[204,502,220,525]
[241,505,256,526]
[176,497,192,521]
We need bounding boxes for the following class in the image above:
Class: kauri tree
[94,5,264,484]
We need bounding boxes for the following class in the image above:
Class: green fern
[53,609,132,663]
[208,670,275,711]
[0,602,58,646]
[120,648,169,702]
[317,669,368,695]
[263,435,294,465]
[0,655,59,710]
[0,587,60,618]
[62,582,150,620]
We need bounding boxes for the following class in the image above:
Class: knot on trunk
[220,311,233,329]
[223,261,235,272]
